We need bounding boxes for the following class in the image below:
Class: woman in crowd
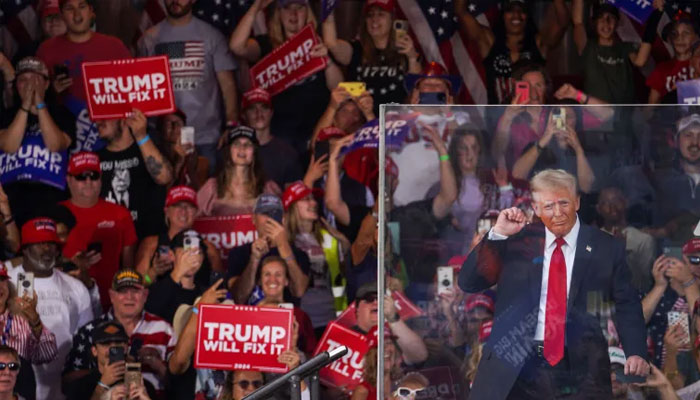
[157,111,208,190]
[230,0,342,155]
[454,0,569,104]
[648,12,699,103]
[572,0,662,104]
[0,345,24,400]
[135,185,223,289]
[0,186,18,260]
[282,181,350,336]
[197,126,268,216]
[352,336,402,400]
[322,0,421,112]
[255,256,317,355]
[512,103,595,193]
[218,371,265,400]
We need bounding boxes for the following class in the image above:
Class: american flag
[0,0,40,60]
[155,41,206,78]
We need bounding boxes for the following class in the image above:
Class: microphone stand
[243,346,348,400]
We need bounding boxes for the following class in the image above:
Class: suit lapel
[568,224,593,312]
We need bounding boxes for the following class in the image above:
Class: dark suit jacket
[458,222,647,400]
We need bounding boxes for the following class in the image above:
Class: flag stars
[468,3,476,12]
[437,27,444,36]
[212,13,219,21]
[428,7,436,14]
[441,10,449,19]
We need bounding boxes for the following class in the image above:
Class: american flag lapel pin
[586,245,592,253]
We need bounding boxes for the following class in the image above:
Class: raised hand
[492,207,527,236]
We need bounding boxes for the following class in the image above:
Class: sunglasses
[360,294,378,303]
[689,256,700,266]
[73,171,100,181]
[234,380,263,390]
[0,362,19,371]
[394,387,425,399]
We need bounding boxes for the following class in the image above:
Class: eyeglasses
[689,256,700,266]
[234,380,263,390]
[73,171,100,181]
[360,294,378,303]
[393,387,425,399]
[0,362,20,371]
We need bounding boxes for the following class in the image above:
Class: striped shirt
[0,310,58,364]
[63,311,177,391]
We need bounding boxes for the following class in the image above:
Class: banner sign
[0,128,67,189]
[195,304,293,373]
[192,215,257,261]
[249,24,327,96]
[314,322,371,390]
[341,114,414,156]
[82,56,176,120]
[321,0,338,21]
[416,367,459,400]
[606,0,654,24]
[391,290,424,320]
[335,302,356,328]
[678,79,700,105]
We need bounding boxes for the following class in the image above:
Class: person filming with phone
[459,169,648,399]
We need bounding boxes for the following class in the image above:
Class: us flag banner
[0,0,40,59]
[154,41,205,91]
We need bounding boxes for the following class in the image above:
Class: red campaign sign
[249,24,327,96]
[314,322,370,390]
[194,304,293,373]
[82,56,175,120]
[335,302,356,328]
[192,215,257,261]
[334,291,422,328]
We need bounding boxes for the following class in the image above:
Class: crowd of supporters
[0,0,700,399]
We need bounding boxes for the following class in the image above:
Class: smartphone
[109,346,125,365]
[53,64,69,78]
[668,311,691,346]
[418,92,447,105]
[552,107,566,130]
[663,246,684,261]
[157,245,170,257]
[695,220,700,236]
[124,362,142,389]
[393,19,408,41]
[437,266,453,295]
[17,272,34,299]
[614,369,646,384]
[477,218,492,235]
[183,236,200,251]
[338,82,366,97]
[180,126,195,154]
[515,81,530,104]
[278,303,294,310]
[129,338,143,360]
[87,242,102,254]
[314,141,330,161]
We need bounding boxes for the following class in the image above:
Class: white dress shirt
[488,217,580,341]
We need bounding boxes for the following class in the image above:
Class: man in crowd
[7,218,93,400]
[63,269,176,397]
[241,88,302,189]
[0,56,75,229]
[96,108,173,239]
[228,194,310,304]
[60,152,138,311]
[351,282,428,364]
[137,0,238,168]
[36,0,132,104]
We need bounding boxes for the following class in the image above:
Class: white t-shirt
[4,262,94,400]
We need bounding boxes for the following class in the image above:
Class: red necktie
[544,237,567,366]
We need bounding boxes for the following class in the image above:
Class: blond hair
[530,169,578,201]
[268,4,318,49]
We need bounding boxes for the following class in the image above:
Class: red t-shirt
[646,59,694,98]
[60,199,138,310]
[36,33,132,103]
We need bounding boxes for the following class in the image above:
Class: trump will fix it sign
[82,56,176,120]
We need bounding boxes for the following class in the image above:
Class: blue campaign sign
[341,115,414,155]
[607,0,654,24]
[321,0,338,22]
[0,125,68,190]
[64,95,105,154]
[677,79,700,104]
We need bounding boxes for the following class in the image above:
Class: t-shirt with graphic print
[646,59,694,99]
[98,142,166,239]
[347,40,408,114]
[581,40,638,104]
[137,17,237,145]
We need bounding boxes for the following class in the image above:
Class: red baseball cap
[21,218,60,247]
[166,185,198,208]
[364,0,395,13]
[465,293,494,313]
[683,238,700,255]
[41,0,60,18]
[317,126,347,142]
[68,152,101,176]
[282,181,315,211]
[242,88,272,110]
[479,320,493,343]
[404,61,462,94]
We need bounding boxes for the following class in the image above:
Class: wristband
[576,91,584,104]
[535,141,545,153]
[192,307,199,315]
[499,183,513,192]
[144,273,153,285]
[439,154,450,162]
[2,215,13,225]
[137,135,151,147]
[97,381,111,390]
[36,103,46,110]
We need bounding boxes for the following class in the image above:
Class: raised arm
[572,0,587,55]
[421,124,457,219]
[324,135,355,226]
[384,295,428,364]
[229,0,272,62]
[322,13,354,66]
[217,70,238,124]
[631,2,665,67]
[127,109,174,186]
[537,0,570,56]
[454,0,493,58]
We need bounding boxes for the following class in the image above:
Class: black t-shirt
[227,242,311,303]
[348,40,409,114]
[259,137,303,188]
[483,37,544,104]
[253,35,330,155]
[98,142,166,239]
[0,104,76,227]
